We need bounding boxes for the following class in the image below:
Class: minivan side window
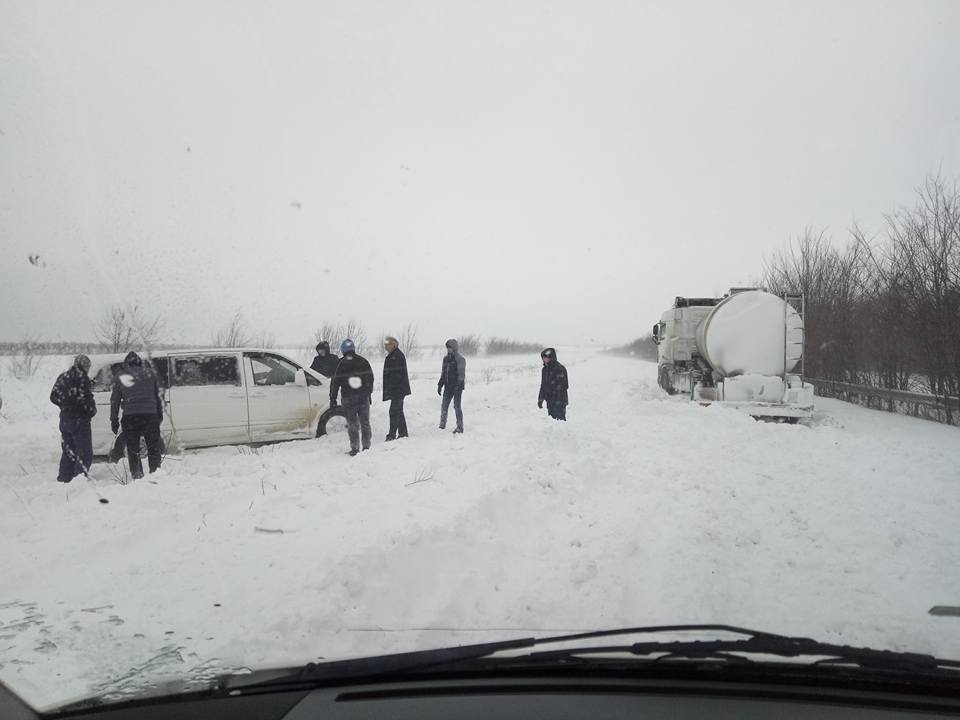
[91,364,122,392]
[92,358,170,391]
[247,353,298,386]
[173,356,241,387]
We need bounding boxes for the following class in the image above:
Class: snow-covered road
[2,350,959,709]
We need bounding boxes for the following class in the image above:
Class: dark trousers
[342,395,372,451]
[547,401,567,421]
[58,416,93,481]
[440,387,463,429]
[387,396,408,439]
[122,414,163,478]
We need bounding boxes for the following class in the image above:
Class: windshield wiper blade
[221,625,764,691]
[221,636,537,691]
[508,635,960,674]
[220,624,960,693]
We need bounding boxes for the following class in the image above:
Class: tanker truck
[651,289,815,420]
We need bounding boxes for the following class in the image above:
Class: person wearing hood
[329,339,374,455]
[110,351,164,479]
[310,341,339,378]
[437,338,466,433]
[538,347,569,421]
[382,336,411,441]
[50,354,97,482]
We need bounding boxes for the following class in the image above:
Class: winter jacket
[382,348,411,401]
[50,367,97,419]
[538,349,569,404]
[310,351,340,378]
[439,352,466,391]
[110,363,163,421]
[330,353,374,404]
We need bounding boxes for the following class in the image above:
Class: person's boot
[453,426,464,434]
[347,449,359,457]
[385,435,396,442]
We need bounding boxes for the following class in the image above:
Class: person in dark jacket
[110,351,164,479]
[437,338,466,433]
[382,336,411,441]
[329,339,374,455]
[538,347,569,421]
[310,341,339,378]
[50,354,97,482]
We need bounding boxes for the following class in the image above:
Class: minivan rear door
[167,353,250,448]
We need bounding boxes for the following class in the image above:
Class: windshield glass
[2,0,959,711]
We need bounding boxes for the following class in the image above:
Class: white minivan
[88,348,342,456]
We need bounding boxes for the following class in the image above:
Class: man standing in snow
[110,352,164,479]
[437,338,466,433]
[310,340,339,378]
[330,339,374,456]
[538,347,569,421]
[382,336,411,441]
[50,354,97,482]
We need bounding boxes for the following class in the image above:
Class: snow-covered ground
[1,349,959,709]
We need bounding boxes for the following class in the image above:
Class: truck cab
[652,297,719,395]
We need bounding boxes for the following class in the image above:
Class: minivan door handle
[229,391,247,399]
[249,391,266,398]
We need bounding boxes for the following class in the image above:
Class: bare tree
[212,311,254,347]
[9,333,43,378]
[457,334,481,356]
[312,320,369,355]
[95,304,165,352]
[880,174,960,404]
[763,228,867,382]
[397,323,420,359]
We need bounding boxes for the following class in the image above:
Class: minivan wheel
[316,407,347,437]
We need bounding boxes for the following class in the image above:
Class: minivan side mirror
[294,369,307,387]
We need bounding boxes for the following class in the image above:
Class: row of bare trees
[93,306,277,351]
[763,174,960,408]
[311,322,424,359]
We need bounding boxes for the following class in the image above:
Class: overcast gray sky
[2,0,959,347]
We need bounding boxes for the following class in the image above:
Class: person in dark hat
[110,351,164,478]
[50,354,97,482]
[310,340,339,378]
[538,347,569,421]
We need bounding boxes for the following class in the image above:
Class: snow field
[1,350,959,708]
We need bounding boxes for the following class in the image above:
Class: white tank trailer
[652,289,815,420]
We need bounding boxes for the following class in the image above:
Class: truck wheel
[316,407,347,437]
[658,366,677,395]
